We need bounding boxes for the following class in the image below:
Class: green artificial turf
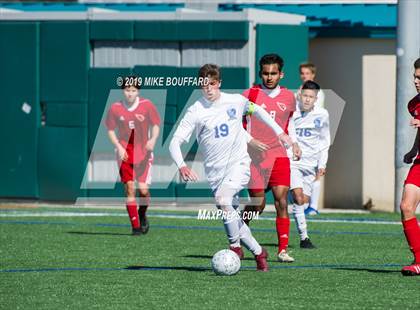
[1,207,419,309]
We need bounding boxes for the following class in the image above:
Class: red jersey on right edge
[405,94,420,187]
[243,85,296,163]
[408,94,420,159]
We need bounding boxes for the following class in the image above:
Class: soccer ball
[211,249,241,276]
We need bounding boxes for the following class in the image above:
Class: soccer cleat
[401,264,420,276]
[255,247,269,272]
[277,250,295,263]
[300,238,316,249]
[304,206,319,216]
[132,227,142,236]
[229,246,245,260]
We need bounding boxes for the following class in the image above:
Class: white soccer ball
[211,249,241,276]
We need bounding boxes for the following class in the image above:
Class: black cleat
[132,227,142,236]
[140,216,149,234]
[300,238,316,249]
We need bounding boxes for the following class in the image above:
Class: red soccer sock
[126,202,140,229]
[403,217,420,264]
[276,217,290,253]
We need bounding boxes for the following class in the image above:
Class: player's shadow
[185,254,253,261]
[125,265,211,272]
[67,231,132,236]
[332,267,400,274]
[184,254,279,263]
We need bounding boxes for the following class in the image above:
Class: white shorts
[290,166,317,197]
[211,160,250,206]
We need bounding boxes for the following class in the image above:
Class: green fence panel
[150,182,176,200]
[87,183,125,198]
[164,105,177,125]
[44,102,87,127]
[220,67,249,90]
[134,21,249,41]
[255,24,308,89]
[177,22,212,41]
[38,127,87,201]
[90,21,134,40]
[175,183,213,200]
[134,21,178,41]
[175,67,200,116]
[40,21,89,102]
[0,22,40,198]
[212,22,249,41]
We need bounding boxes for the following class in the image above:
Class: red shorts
[248,157,290,194]
[405,160,420,187]
[118,154,153,184]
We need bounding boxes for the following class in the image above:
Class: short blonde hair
[299,63,317,75]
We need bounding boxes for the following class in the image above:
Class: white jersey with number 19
[172,92,253,189]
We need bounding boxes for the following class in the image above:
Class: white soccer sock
[238,219,262,256]
[310,179,321,210]
[233,194,262,255]
[217,189,262,253]
[293,203,309,241]
[221,205,241,247]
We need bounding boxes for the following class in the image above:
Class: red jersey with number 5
[105,97,160,164]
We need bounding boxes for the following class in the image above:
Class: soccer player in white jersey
[297,63,325,215]
[169,64,293,272]
[290,81,330,248]
[298,63,325,108]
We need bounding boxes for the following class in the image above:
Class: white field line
[0,211,401,225]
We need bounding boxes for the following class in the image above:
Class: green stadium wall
[0,20,307,202]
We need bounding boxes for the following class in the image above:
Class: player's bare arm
[288,114,302,160]
[169,135,199,182]
[179,166,199,182]
[244,129,269,152]
[107,130,128,161]
[249,138,270,152]
[410,118,420,128]
[292,142,302,161]
[278,132,293,149]
[404,129,420,164]
[317,168,326,177]
[145,124,160,151]
[250,103,293,148]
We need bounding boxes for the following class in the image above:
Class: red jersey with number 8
[243,85,296,163]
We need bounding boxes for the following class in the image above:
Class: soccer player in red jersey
[400,58,420,276]
[105,77,161,235]
[242,54,301,262]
